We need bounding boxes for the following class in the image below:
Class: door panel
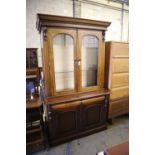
[81,97,106,130]
[48,101,80,139]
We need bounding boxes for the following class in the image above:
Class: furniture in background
[26,98,44,150]
[36,14,111,146]
[26,48,38,69]
[97,141,129,155]
[105,141,129,155]
[105,42,129,123]
[26,48,44,151]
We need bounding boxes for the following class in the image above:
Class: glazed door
[77,30,104,92]
[48,28,77,95]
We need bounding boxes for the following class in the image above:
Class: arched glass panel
[81,35,98,87]
[53,34,74,92]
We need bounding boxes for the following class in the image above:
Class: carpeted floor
[33,115,129,155]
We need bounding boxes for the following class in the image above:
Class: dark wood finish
[48,101,80,140]
[26,48,39,96]
[26,97,42,109]
[26,104,44,150]
[37,14,111,146]
[81,97,107,130]
[26,48,38,69]
[46,94,109,146]
[26,48,44,150]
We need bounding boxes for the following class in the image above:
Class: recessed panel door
[48,101,81,140]
[81,97,106,130]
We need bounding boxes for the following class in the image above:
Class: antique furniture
[26,48,40,95]
[26,48,44,151]
[105,42,129,123]
[36,14,111,146]
[26,98,44,150]
[26,48,38,69]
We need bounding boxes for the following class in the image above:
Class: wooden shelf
[26,139,44,147]
[26,97,42,109]
[27,127,41,134]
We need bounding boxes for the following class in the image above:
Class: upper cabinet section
[36,14,111,97]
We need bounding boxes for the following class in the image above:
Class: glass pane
[81,35,98,87]
[53,34,74,92]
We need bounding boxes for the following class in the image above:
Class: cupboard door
[81,97,107,130]
[48,101,80,139]
[48,29,77,95]
[78,30,104,91]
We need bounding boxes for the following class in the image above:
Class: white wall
[26,0,73,48]
[26,0,129,66]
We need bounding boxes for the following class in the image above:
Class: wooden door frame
[77,30,104,92]
[47,28,78,96]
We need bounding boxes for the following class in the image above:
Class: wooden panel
[109,97,129,118]
[48,101,80,139]
[112,58,129,73]
[46,90,108,105]
[109,100,123,118]
[123,98,129,114]
[82,97,106,130]
[112,42,129,58]
[82,96,105,105]
[111,73,129,88]
[51,101,80,110]
[110,86,129,100]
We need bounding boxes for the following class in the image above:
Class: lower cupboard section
[46,96,108,146]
